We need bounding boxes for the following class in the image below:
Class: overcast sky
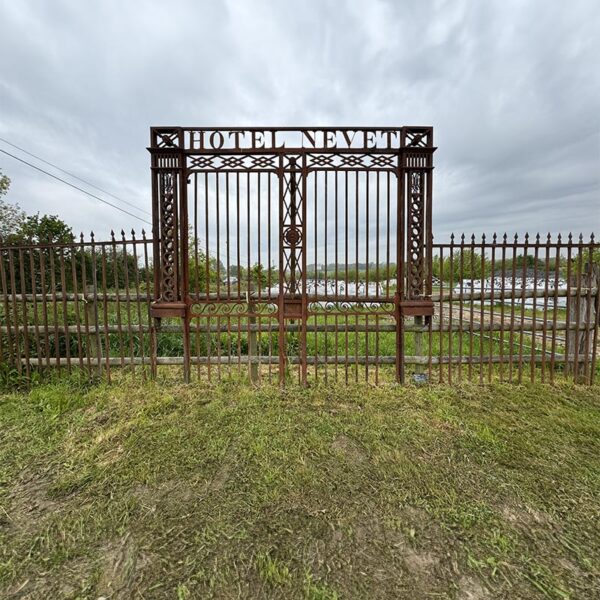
[0,0,598,244]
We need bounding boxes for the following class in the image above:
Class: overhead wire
[0,136,150,216]
[0,148,151,225]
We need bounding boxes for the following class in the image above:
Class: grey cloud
[0,0,598,241]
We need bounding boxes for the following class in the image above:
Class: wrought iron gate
[149,127,436,383]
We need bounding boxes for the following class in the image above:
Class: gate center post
[278,154,307,385]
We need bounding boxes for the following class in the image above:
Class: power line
[0,148,151,226]
[0,137,150,216]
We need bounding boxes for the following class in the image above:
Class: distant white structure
[265,279,386,305]
[306,279,384,297]
[452,275,568,308]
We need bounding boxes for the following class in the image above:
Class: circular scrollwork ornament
[283,226,302,246]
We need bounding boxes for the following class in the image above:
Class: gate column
[148,127,191,381]
[396,127,436,382]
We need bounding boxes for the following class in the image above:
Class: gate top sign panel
[149,126,434,153]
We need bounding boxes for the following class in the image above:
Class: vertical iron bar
[7,249,22,376]
[17,248,31,380]
[479,235,485,384]
[499,235,507,382]
[508,235,518,382]
[517,234,529,383]
[468,235,475,381]
[28,243,42,376]
[448,235,455,384]
[47,247,60,373]
[121,231,134,373]
[564,235,573,377]
[0,247,14,370]
[541,234,551,382]
[301,154,308,386]
[396,164,404,383]
[583,235,596,383]
[89,234,102,376]
[110,232,124,369]
[131,231,146,376]
[69,241,84,372]
[488,234,496,382]
[438,244,444,382]
[458,235,465,382]
[100,245,111,382]
[573,235,584,381]
[531,234,540,382]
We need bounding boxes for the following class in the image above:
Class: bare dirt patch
[501,504,553,528]
[3,473,58,532]
[330,434,368,464]
[458,575,491,599]
[403,546,439,574]
[210,450,234,492]
[133,480,199,512]
[312,514,454,598]
[96,534,147,599]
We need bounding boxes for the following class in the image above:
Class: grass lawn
[0,377,599,599]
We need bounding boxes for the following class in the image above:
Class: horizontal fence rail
[0,232,598,385]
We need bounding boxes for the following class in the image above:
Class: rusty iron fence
[0,126,597,385]
[1,232,597,386]
[0,231,155,382]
